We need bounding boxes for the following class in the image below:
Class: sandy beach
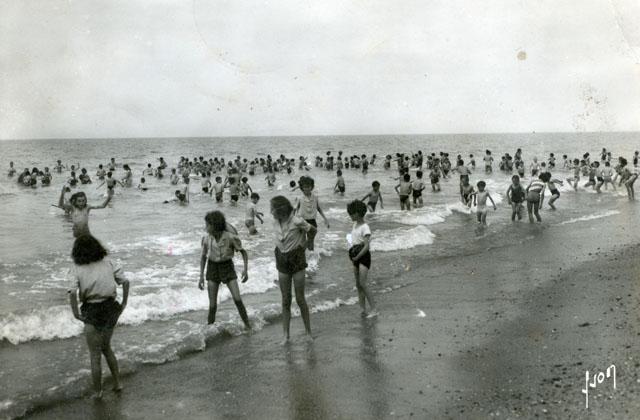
[21,204,640,420]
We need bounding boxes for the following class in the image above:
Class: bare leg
[100,328,121,391]
[227,280,251,329]
[292,270,312,337]
[533,201,542,222]
[206,281,220,324]
[353,266,366,314]
[278,272,293,341]
[84,324,104,398]
[527,201,534,223]
[356,265,376,313]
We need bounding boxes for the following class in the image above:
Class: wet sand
[27,207,640,419]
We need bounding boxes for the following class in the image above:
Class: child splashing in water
[58,185,112,237]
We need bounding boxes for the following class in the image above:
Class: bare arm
[239,249,249,283]
[198,240,208,290]
[120,280,130,309]
[488,193,497,209]
[58,185,72,211]
[316,199,330,227]
[353,235,371,261]
[90,193,112,210]
[68,289,83,321]
[506,186,513,204]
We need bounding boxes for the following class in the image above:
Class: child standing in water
[271,196,315,342]
[58,185,112,237]
[334,170,346,195]
[347,200,377,318]
[506,175,525,221]
[68,234,129,399]
[394,173,413,210]
[198,211,251,328]
[296,176,330,251]
[526,173,548,223]
[412,171,425,208]
[361,181,383,212]
[244,193,264,235]
[472,181,496,225]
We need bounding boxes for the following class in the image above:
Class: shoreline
[20,205,640,419]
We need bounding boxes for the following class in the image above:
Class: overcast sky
[1,0,639,139]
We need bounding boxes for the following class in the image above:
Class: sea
[0,132,638,418]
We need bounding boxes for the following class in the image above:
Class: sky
[0,0,639,139]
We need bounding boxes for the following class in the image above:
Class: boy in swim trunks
[546,174,564,209]
[96,172,123,197]
[429,164,441,192]
[361,181,383,212]
[412,171,425,207]
[472,180,496,225]
[460,178,475,208]
[394,173,413,211]
[244,193,264,235]
[597,161,616,192]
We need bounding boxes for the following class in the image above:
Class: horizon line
[1,130,639,142]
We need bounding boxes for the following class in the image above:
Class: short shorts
[206,259,238,284]
[412,190,422,198]
[81,298,122,331]
[349,244,371,269]
[275,246,307,275]
[230,194,239,202]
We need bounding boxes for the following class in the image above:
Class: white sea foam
[557,210,620,225]
[0,257,281,345]
[371,225,435,251]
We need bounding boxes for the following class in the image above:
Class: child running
[198,211,251,328]
[472,181,496,225]
[526,173,548,223]
[347,200,377,318]
[506,175,525,221]
[361,181,383,212]
[412,171,425,208]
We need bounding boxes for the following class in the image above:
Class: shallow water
[0,132,638,417]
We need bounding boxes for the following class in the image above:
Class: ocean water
[0,132,638,417]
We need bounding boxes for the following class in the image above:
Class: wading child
[362,181,383,212]
[334,170,346,195]
[68,234,129,399]
[546,174,563,209]
[460,178,475,207]
[347,200,377,317]
[472,181,496,225]
[59,185,112,237]
[526,173,548,223]
[394,173,413,210]
[245,193,264,235]
[412,171,425,207]
[198,211,251,328]
[96,172,123,197]
[484,150,493,173]
[597,162,616,192]
[567,159,580,191]
[296,176,330,251]
[271,196,315,342]
[240,177,253,198]
[170,168,179,185]
[213,176,224,202]
[429,164,441,192]
[506,175,525,221]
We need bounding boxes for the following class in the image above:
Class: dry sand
[27,208,640,419]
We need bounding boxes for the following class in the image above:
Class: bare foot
[112,384,123,393]
[91,390,104,400]
[366,310,379,319]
